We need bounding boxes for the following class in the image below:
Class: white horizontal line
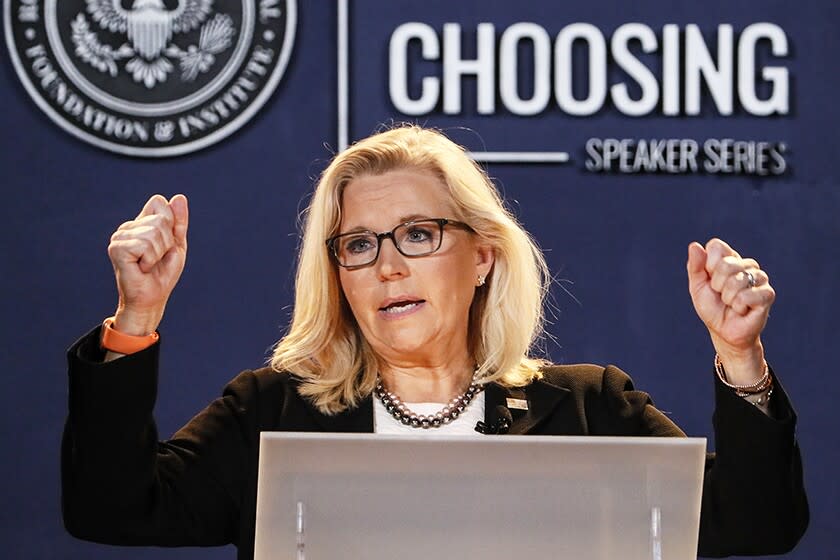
[467,151,571,163]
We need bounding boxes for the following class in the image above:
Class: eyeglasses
[326,218,473,269]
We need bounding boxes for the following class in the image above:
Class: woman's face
[337,169,494,368]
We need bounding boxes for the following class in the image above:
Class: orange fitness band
[100,316,159,354]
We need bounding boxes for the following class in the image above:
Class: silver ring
[745,270,757,288]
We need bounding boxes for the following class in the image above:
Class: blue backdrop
[2,1,837,558]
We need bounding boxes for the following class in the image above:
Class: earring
[477,274,486,287]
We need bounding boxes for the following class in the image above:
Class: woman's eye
[405,228,432,242]
[345,237,374,253]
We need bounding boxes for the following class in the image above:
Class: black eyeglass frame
[325,218,474,269]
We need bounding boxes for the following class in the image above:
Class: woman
[63,126,807,559]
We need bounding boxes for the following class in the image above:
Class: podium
[254,433,706,560]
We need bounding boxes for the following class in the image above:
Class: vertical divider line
[337,0,349,152]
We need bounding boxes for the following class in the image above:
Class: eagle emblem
[71,0,236,88]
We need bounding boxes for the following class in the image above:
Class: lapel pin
[506,398,528,411]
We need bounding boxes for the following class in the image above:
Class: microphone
[475,405,513,435]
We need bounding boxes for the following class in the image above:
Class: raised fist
[107,194,189,336]
[687,238,774,385]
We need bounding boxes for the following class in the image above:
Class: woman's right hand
[108,194,189,336]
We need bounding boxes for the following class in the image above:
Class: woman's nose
[375,237,409,280]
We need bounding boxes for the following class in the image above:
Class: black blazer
[62,328,808,559]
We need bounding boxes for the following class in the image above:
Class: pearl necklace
[374,374,483,429]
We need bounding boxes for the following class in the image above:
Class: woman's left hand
[686,238,775,385]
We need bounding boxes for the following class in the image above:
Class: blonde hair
[271,125,550,414]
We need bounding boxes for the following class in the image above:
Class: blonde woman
[63,126,807,559]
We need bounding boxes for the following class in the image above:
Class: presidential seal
[4,1,296,156]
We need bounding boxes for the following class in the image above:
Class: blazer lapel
[485,379,571,434]
[304,394,375,433]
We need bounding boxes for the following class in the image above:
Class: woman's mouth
[379,299,426,318]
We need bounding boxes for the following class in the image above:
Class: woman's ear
[475,243,495,279]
